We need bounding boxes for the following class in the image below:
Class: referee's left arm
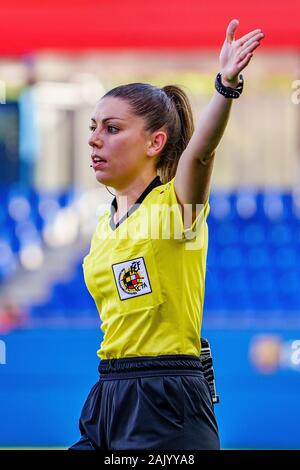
[174,19,264,210]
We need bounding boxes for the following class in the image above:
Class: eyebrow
[91,117,125,124]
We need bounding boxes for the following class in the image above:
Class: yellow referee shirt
[83,175,210,359]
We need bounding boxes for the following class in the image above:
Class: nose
[88,129,103,149]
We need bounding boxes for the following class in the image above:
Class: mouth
[91,155,107,169]
[91,155,106,163]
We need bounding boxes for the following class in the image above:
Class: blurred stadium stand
[2,186,299,323]
[205,191,300,318]
[0,182,105,330]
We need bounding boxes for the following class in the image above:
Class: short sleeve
[158,177,210,248]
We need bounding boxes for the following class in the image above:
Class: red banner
[1,0,299,55]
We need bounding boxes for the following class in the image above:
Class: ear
[146,130,168,157]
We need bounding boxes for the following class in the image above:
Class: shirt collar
[110,175,163,230]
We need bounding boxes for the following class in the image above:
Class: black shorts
[69,354,220,450]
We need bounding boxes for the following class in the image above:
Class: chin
[95,171,113,187]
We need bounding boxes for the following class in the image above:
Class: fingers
[240,31,265,50]
[238,41,261,61]
[238,52,253,69]
[236,29,264,47]
[238,32,264,61]
[226,18,239,44]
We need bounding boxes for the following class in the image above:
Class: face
[88,97,165,189]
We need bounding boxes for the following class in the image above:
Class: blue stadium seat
[204,270,225,310]
[248,271,279,310]
[277,271,300,310]
[242,223,265,246]
[215,222,239,246]
[269,223,292,247]
[209,193,234,221]
[245,247,270,270]
[219,246,243,270]
[273,247,297,270]
[263,192,286,222]
[222,271,251,311]
[234,191,258,221]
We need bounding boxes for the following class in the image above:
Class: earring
[105,186,115,196]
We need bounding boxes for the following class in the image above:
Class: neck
[114,173,158,213]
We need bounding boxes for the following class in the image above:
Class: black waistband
[98,354,202,376]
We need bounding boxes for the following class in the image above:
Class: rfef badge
[112,257,152,300]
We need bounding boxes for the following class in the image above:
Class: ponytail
[158,85,194,183]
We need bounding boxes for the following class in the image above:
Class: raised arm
[174,19,265,217]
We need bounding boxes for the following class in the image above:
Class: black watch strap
[215,73,244,99]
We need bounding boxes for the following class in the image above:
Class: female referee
[70,19,264,450]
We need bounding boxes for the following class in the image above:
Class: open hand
[219,19,265,87]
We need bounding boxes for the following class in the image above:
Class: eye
[89,125,119,133]
[107,125,119,133]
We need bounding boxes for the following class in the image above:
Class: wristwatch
[215,72,244,99]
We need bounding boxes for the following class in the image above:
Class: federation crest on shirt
[112,257,152,300]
